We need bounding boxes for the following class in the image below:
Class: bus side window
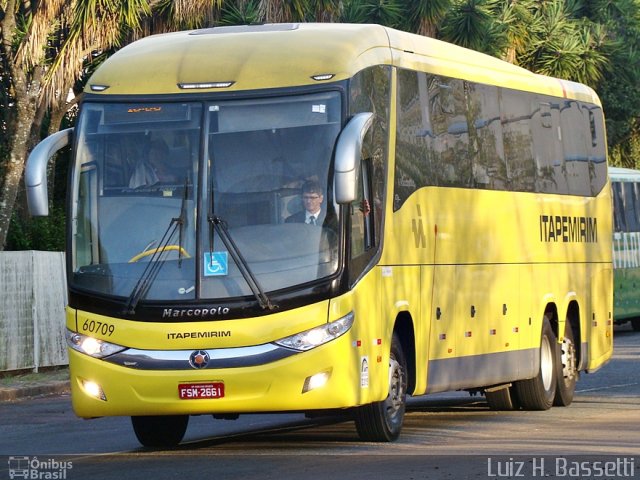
[623,182,639,232]
[350,165,367,259]
[612,182,626,232]
[349,159,375,282]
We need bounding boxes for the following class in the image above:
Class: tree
[439,0,506,56]
[514,1,610,85]
[3,0,640,252]
[0,0,237,250]
[340,0,405,28]
[219,0,261,24]
[489,0,537,64]
[408,0,452,38]
[580,0,640,167]
[0,0,156,249]
[258,0,306,23]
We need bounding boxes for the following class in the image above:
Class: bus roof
[85,23,600,105]
[608,166,640,182]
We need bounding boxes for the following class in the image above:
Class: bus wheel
[131,415,189,448]
[554,322,578,406]
[631,318,640,332]
[354,334,407,442]
[514,316,557,410]
[485,385,520,410]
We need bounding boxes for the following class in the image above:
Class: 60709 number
[82,319,115,336]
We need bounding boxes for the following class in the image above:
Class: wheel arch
[543,298,582,367]
[393,312,416,395]
[565,299,582,370]
[544,303,559,338]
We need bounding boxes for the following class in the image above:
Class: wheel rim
[561,336,577,384]
[540,335,554,391]
[384,357,405,425]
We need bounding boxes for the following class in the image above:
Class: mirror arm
[25,128,73,216]
[334,112,373,204]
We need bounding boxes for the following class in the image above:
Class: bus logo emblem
[189,350,210,369]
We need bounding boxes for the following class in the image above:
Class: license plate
[178,382,224,399]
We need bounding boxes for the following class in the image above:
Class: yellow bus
[26,23,613,447]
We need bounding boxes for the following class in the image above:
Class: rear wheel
[554,322,578,406]
[631,318,640,332]
[131,415,189,448]
[514,316,557,410]
[354,334,407,442]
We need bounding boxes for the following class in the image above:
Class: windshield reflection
[204,92,342,298]
[70,92,342,304]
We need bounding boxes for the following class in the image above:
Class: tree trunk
[0,110,36,249]
[417,18,437,38]
[0,69,41,249]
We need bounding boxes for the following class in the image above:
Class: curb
[0,381,70,402]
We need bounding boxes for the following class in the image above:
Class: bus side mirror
[334,112,373,204]
[25,128,73,216]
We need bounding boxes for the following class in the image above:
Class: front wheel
[354,334,407,442]
[514,315,557,410]
[131,415,189,448]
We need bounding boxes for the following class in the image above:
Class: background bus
[610,166,640,331]
[26,23,613,447]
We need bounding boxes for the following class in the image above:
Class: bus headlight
[274,312,354,351]
[66,330,126,358]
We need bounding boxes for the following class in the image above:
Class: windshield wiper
[207,214,277,311]
[176,179,189,267]
[124,179,189,315]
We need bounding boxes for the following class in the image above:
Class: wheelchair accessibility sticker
[204,252,228,276]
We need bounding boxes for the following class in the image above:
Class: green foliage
[6,205,66,251]
[340,0,370,23]
[341,0,405,28]
[219,0,262,25]
[410,0,452,25]
[440,0,506,56]
[72,0,151,33]
[5,0,640,216]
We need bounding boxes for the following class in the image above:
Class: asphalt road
[1,326,638,480]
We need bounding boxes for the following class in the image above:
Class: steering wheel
[128,245,191,263]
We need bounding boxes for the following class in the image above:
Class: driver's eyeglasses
[302,195,320,200]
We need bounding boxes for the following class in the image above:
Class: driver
[285,180,326,226]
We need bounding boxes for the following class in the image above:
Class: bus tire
[354,334,407,442]
[554,322,578,406]
[514,316,557,410]
[131,415,189,448]
[631,318,640,332]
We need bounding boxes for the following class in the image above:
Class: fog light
[81,379,107,401]
[302,370,331,393]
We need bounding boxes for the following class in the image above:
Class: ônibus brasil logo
[8,456,73,479]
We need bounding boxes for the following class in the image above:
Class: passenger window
[349,159,376,284]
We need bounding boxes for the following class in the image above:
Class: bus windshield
[70,92,342,303]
